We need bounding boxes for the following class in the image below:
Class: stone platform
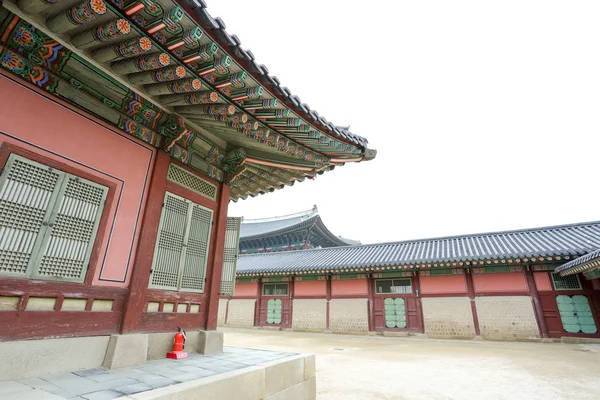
[0,346,316,400]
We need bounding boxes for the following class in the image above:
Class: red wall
[534,272,553,291]
[472,273,529,293]
[0,75,154,287]
[420,275,467,294]
[234,282,258,297]
[331,279,368,296]
[295,280,327,297]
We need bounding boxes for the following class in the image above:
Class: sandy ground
[221,328,600,400]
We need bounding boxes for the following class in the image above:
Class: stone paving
[0,346,297,400]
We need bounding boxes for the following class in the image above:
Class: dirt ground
[221,328,600,400]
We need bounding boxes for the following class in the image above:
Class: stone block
[264,377,316,400]
[129,366,266,400]
[263,356,305,398]
[304,354,315,380]
[217,299,228,326]
[421,297,476,339]
[0,336,109,380]
[292,299,327,332]
[147,331,200,360]
[103,334,149,370]
[475,296,540,341]
[329,299,369,334]
[382,331,409,337]
[226,299,256,328]
[198,331,224,355]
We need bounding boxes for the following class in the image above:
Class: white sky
[209,0,600,244]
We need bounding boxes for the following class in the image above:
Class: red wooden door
[258,295,291,328]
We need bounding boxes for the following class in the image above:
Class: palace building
[239,205,360,254]
[220,219,600,341]
[0,0,375,381]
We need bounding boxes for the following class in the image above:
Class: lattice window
[0,154,107,283]
[220,217,242,296]
[263,283,288,296]
[384,298,407,328]
[551,273,582,290]
[375,279,412,294]
[149,192,214,292]
[167,164,217,201]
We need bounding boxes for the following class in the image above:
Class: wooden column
[367,274,375,332]
[464,270,481,336]
[288,278,295,329]
[325,276,332,331]
[413,274,425,333]
[254,278,262,327]
[525,267,549,338]
[204,184,231,330]
[120,151,170,334]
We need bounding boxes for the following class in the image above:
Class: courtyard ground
[221,328,600,400]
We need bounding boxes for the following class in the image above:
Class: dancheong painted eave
[556,248,600,277]
[3,0,376,202]
[235,220,600,275]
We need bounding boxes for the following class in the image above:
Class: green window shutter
[266,298,282,324]
[220,217,242,296]
[383,298,406,328]
[556,295,598,334]
[0,155,63,277]
[149,192,189,290]
[179,203,213,293]
[31,175,108,282]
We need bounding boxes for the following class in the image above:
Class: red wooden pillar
[204,184,231,330]
[288,278,295,329]
[254,278,262,326]
[367,274,375,332]
[325,276,331,330]
[413,274,425,333]
[120,151,170,334]
[464,270,481,336]
[526,267,549,338]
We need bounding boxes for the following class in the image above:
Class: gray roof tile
[555,248,600,275]
[237,221,600,274]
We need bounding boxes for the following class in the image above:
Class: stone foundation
[292,299,327,332]
[422,297,476,338]
[475,296,540,340]
[218,298,228,326]
[329,299,369,334]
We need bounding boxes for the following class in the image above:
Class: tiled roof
[237,220,600,274]
[555,248,600,276]
[240,208,318,238]
[180,0,369,148]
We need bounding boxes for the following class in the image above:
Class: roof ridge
[241,206,318,223]
[238,219,600,258]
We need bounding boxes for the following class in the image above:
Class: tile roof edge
[238,220,600,258]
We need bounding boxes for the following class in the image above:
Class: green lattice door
[556,295,598,334]
[266,299,282,324]
[384,298,407,328]
[149,192,213,292]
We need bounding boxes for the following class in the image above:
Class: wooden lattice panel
[167,164,217,201]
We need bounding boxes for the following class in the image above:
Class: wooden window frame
[375,278,413,294]
[0,143,116,285]
[262,283,289,296]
